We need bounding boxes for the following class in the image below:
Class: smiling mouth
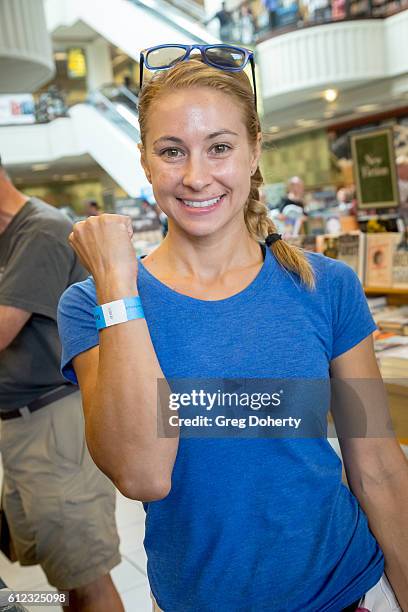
[178,195,225,208]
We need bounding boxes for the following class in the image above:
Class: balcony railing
[210,0,408,46]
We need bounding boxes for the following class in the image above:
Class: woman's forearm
[87,279,179,501]
[349,455,408,609]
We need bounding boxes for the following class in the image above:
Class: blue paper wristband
[94,296,145,331]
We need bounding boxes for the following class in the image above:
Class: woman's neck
[150,226,262,285]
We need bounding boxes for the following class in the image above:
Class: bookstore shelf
[364,287,408,295]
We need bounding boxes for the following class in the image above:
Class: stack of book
[375,306,408,336]
[373,330,408,379]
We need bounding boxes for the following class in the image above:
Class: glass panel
[205,47,246,69]
[146,46,187,68]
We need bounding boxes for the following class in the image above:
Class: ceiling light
[32,163,49,171]
[355,104,380,113]
[323,89,338,103]
[268,126,280,133]
[62,174,77,181]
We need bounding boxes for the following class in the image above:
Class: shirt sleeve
[0,230,75,321]
[329,260,377,361]
[57,279,99,384]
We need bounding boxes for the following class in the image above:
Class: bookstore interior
[266,124,408,444]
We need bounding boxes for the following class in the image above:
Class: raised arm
[69,214,179,502]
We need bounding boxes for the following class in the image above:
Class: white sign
[0,94,35,125]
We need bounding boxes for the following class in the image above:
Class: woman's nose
[182,156,212,191]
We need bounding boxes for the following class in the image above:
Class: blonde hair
[138,59,315,290]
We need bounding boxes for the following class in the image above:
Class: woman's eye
[161,148,183,159]
[211,144,231,155]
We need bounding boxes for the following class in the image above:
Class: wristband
[94,296,144,330]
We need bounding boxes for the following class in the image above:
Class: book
[314,235,339,258]
[376,306,408,335]
[367,296,388,313]
[337,232,366,282]
[364,233,402,288]
[392,247,408,289]
[378,344,408,378]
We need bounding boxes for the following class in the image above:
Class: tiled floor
[1,444,407,611]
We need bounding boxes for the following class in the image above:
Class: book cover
[365,233,401,288]
[392,247,408,289]
[336,232,366,282]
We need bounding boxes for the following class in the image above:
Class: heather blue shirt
[58,246,383,611]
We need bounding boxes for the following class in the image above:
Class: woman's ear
[138,143,152,183]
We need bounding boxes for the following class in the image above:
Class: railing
[206,0,408,46]
[127,0,211,42]
[87,87,140,141]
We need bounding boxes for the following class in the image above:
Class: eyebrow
[153,129,239,146]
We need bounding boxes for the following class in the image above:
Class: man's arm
[330,334,408,610]
[0,305,30,351]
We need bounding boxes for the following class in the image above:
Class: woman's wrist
[95,277,138,304]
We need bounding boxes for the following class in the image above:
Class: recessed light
[323,89,338,103]
[62,174,77,181]
[355,104,380,113]
[32,164,49,171]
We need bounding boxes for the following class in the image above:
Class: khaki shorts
[0,391,121,591]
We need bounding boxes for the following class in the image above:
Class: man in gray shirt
[0,157,123,611]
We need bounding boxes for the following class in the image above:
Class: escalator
[69,84,147,197]
[45,0,219,68]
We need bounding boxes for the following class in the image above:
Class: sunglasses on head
[139,44,257,109]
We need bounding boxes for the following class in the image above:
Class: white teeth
[182,196,222,208]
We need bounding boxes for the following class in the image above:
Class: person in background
[0,157,123,612]
[204,2,234,42]
[83,199,102,217]
[239,3,256,44]
[262,0,279,29]
[279,175,306,214]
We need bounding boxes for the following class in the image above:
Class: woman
[58,45,408,611]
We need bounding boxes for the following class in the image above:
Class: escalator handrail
[86,89,140,141]
[97,83,139,108]
[127,0,219,44]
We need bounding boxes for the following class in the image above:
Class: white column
[85,38,114,91]
[0,0,54,93]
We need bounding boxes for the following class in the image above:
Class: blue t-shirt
[57,246,384,612]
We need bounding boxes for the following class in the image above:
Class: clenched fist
[69,214,138,299]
